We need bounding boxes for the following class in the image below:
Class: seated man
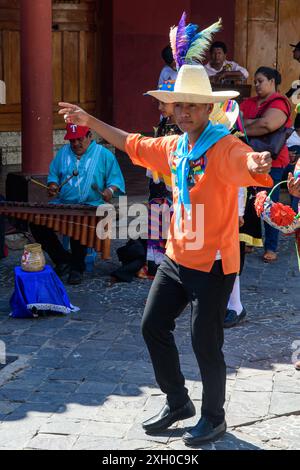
[30,124,125,285]
[204,41,249,84]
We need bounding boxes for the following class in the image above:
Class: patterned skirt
[147,197,173,266]
[239,187,263,247]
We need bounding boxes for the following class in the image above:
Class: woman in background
[240,67,292,263]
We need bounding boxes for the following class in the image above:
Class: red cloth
[240,93,292,168]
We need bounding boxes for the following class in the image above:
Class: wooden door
[52,0,97,128]
[0,0,21,131]
[235,0,300,101]
[278,0,300,96]
[0,0,98,131]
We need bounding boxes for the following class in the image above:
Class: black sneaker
[224,308,246,328]
[68,270,83,285]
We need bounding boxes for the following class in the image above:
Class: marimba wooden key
[0,202,112,259]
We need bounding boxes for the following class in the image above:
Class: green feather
[185,18,222,64]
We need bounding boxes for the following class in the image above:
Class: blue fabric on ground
[10,265,73,318]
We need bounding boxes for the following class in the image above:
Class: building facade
[0,0,299,167]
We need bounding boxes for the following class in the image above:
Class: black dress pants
[30,223,87,272]
[141,255,236,425]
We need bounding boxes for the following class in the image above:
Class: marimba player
[30,124,125,285]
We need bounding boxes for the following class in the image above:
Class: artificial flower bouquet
[255,181,300,268]
[255,185,300,235]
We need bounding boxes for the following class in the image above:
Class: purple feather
[175,12,188,68]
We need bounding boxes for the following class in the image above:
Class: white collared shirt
[204,60,249,80]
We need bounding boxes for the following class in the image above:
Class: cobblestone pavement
[0,232,299,450]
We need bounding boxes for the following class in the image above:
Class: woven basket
[257,180,300,234]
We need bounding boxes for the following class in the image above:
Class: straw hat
[147,64,239,104]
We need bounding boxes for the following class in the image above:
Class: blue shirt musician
[30,124,125,285]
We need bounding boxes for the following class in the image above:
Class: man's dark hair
[255,66,282,87]
[161,45,174,65]
[210,41,227,54]
[295,113,300,130]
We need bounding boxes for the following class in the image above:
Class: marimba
[0,202,112,259]
[212,84,252,103]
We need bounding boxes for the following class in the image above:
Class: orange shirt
[125,133,273,274]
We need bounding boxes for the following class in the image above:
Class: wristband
[107,187,115,196]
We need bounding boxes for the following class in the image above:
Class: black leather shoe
[68,270,83,285]
[142,399,196,433]
[223,308,246,328]
[183,417,226,446]
[54,263,70,277]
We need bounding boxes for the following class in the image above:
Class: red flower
[254,191,268,217]
[270,203,296,226]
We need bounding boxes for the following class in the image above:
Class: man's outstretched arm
[58,102,129,152]
[59,102,172,177]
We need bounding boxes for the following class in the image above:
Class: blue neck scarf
[174,121,230,227]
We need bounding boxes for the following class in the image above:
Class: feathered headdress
[170,12,222,70]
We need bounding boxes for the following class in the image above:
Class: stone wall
[0,132,22,166]
[0,130,113,166]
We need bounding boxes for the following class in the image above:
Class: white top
[238,187,246,217]
[158,66,178,87]
[204,60,249,80]
[287,130,300,148]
